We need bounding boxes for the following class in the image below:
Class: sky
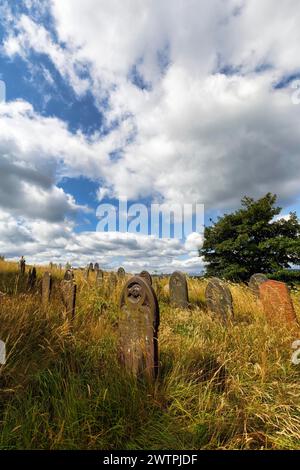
[0,0,299,273]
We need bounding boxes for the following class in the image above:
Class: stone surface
[42,272,52,307]
[119,276,159,381]
[205,278,233,323]
[169,271,189,308]
[94,263,100,272]
[249,273,268,296]
[259,280,298,325]
[139,270,152,286]
[61,280,77,320]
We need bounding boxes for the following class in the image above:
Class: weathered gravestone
[27,267,37,291]
[139,270,152,286]
[169,271,189,308]
[117,267,126,279]
[89,263,94,272]
[94,263,100,272]
[119,276,159,381]
[259,280,298,326]
[249,273,268,296]
[64,269,74,281]
[42,272,52,307]
[61,280,77,320]
[205,278,233,324]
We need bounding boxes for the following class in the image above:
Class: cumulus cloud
[0,209,204,273]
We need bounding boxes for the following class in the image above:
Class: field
[0,260,300,450]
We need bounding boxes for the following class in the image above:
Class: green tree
[200,193,300,281]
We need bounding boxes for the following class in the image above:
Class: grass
[0,259,300,449]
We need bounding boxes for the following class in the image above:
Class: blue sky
[0,0,299,272]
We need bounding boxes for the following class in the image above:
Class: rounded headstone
[205,278,233,324]
[61,280,77,320]
[64,269,74,281]
[249,273,268,296]
[117,267,126,279]
[169,271,189,308]
[139,270,152,286]
[119,276,159,381]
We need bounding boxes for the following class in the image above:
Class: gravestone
[89,263,94,272]
[64,269,74,281]
[205,278,233,324]
[19,256,26,275]
[27,267,37,290]
[94,263,100,272]
[42,272,52,307]
[249,273,268,296]
[169,271,189,308]
[117,267,126,279]
[61,280,77,320]
[119,276,159,381]
[259,280,298,326]
[139,270,152,286]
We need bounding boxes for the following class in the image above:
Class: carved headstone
[27,267,37,290]
[89,263,94,272]
[169,271,189,308]
[64,269,74,281]
[249,273,268,296]
[61,280,77,320]
[117,267,126,279]
[119,276,159,381]
[259,280,298,326]
[205,278,233,324]
[94,263,100,272]
[139,270,152,286]
[42,272,52,307]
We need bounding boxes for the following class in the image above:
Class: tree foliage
[200,193,300,281]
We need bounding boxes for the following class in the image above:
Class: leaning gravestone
[139,270,152,286]
[119,276,159,381]
[205,278,233,324]
[61,280,77,320]
[117,267,126,279]
[249,273,268,296]
[259,280,298,326]
[42,272,52,307]
[169,271,189,308]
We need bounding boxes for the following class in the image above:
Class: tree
[199,193,300,281]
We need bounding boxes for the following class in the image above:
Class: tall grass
[0,260,300,449]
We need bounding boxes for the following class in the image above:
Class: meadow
[0,260,300,450]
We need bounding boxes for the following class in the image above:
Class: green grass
[0,260,300,449]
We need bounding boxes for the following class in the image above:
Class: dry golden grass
[0,260,300,450]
